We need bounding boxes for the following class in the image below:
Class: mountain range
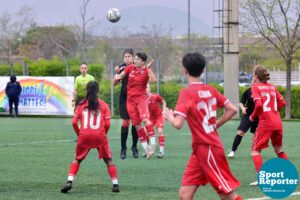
[93,5,212,37]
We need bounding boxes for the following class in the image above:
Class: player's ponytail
[86,81,100,112]
[254,65,270,83]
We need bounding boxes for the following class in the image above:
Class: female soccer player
[164,52,242,200]
[146,84,166,158]
[113,48,139,159]
[61,81,119,193]
[249,65,288,186]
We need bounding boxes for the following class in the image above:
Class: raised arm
[146,59,157,83]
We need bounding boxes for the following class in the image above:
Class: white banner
[0,76,74,116]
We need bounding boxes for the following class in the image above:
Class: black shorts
[237,115,258,134]
[119,103,130,120]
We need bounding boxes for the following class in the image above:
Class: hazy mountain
[93,5,212,37]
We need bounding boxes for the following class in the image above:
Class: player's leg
[99,141,120,192]
[228,115,250,158]
[61,144,89,193]
[120,119,130,159]
[103,158,120,192]
[178,186,198,200]
[155,116,165,158]
[271,129,288,159]
[131,124,139,158]
[61,159,83,193]
[218,191,242,200]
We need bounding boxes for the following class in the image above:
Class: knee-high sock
[137,128,148,151]
[145,124,156,144]
[277,151,288,160]
[232,135,242,152]
[107,165,118,184]
[131,125,138,148]
[121,126,129,149]
[68,162,80,181]
[252,154,263,172]
[158,135,165,153]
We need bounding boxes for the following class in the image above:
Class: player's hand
[72,101,75,107]
[249,115,254,122]
[163,107,174,122]
[114,74,122,80]
[242,107,247,115]
[146,59,155,68]
[114,66,120,73]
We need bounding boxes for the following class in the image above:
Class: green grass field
[0,117,299,200]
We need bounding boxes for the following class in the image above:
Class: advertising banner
[0,76,74,116]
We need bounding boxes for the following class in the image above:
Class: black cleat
[112,184,120,193]
[120,148,127,159]
[131,147,139,158]
[61,181,72,193]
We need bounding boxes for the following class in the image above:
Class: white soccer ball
[107,8,121,23]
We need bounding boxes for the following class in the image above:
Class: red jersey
[73,98,111,147]
[147,93,164,118]
[124,65,149,100]
[251,82,285,130]
[174,82,229,149]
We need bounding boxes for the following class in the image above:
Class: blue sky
[1,0,215,27]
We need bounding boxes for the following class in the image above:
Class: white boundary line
[0,136,121,147]
[246,192,300,200]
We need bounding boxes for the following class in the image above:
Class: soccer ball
[107,8,121,23]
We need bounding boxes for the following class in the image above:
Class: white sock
[160,147,164,154]
[67,176,74,182]
[141,141,148,151]
[150,136,156,145]
[112,179,118,185]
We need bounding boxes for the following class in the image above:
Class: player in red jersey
[61,81,120,193]
[249,65,288,186]
[146,84,166,158]
[114,52,157,159]
[164,52,242,200]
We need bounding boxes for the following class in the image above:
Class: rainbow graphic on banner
[0,77,74,115]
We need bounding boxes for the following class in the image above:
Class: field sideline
[0,117,299,200]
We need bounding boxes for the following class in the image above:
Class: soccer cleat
[227,151,235,158]
[249,181,258,186]
[61,181,72,193]
[131,147,139,158]
[112,184,120,193]
[147,143,156,160]
[120,147,127,159]
[157,152,164,159]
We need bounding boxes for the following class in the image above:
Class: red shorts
[182,145,240,194]
[252,126,283,151]
[75,139,112,160]
[150,115,164,129]
[127,96,150,126]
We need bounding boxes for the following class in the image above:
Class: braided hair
[86,81,100,112]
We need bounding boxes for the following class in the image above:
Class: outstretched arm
[163,107,185,129]
[147,59,157,82]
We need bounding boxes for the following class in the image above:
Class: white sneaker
[227,151,235,158]
[146,143,156,160]
[249,181,258,186]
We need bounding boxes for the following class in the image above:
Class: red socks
[137,128,147,143]
[277,151,288,160]
[252,154,263,172]
[107,165,118,180]
[145,124,155,138]
[68,162,80,176]
[235,195,243,200]
[158,135,165,147]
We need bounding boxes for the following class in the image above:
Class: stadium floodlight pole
[188,0,191,52]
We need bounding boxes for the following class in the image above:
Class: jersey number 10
[82,109,101,129]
